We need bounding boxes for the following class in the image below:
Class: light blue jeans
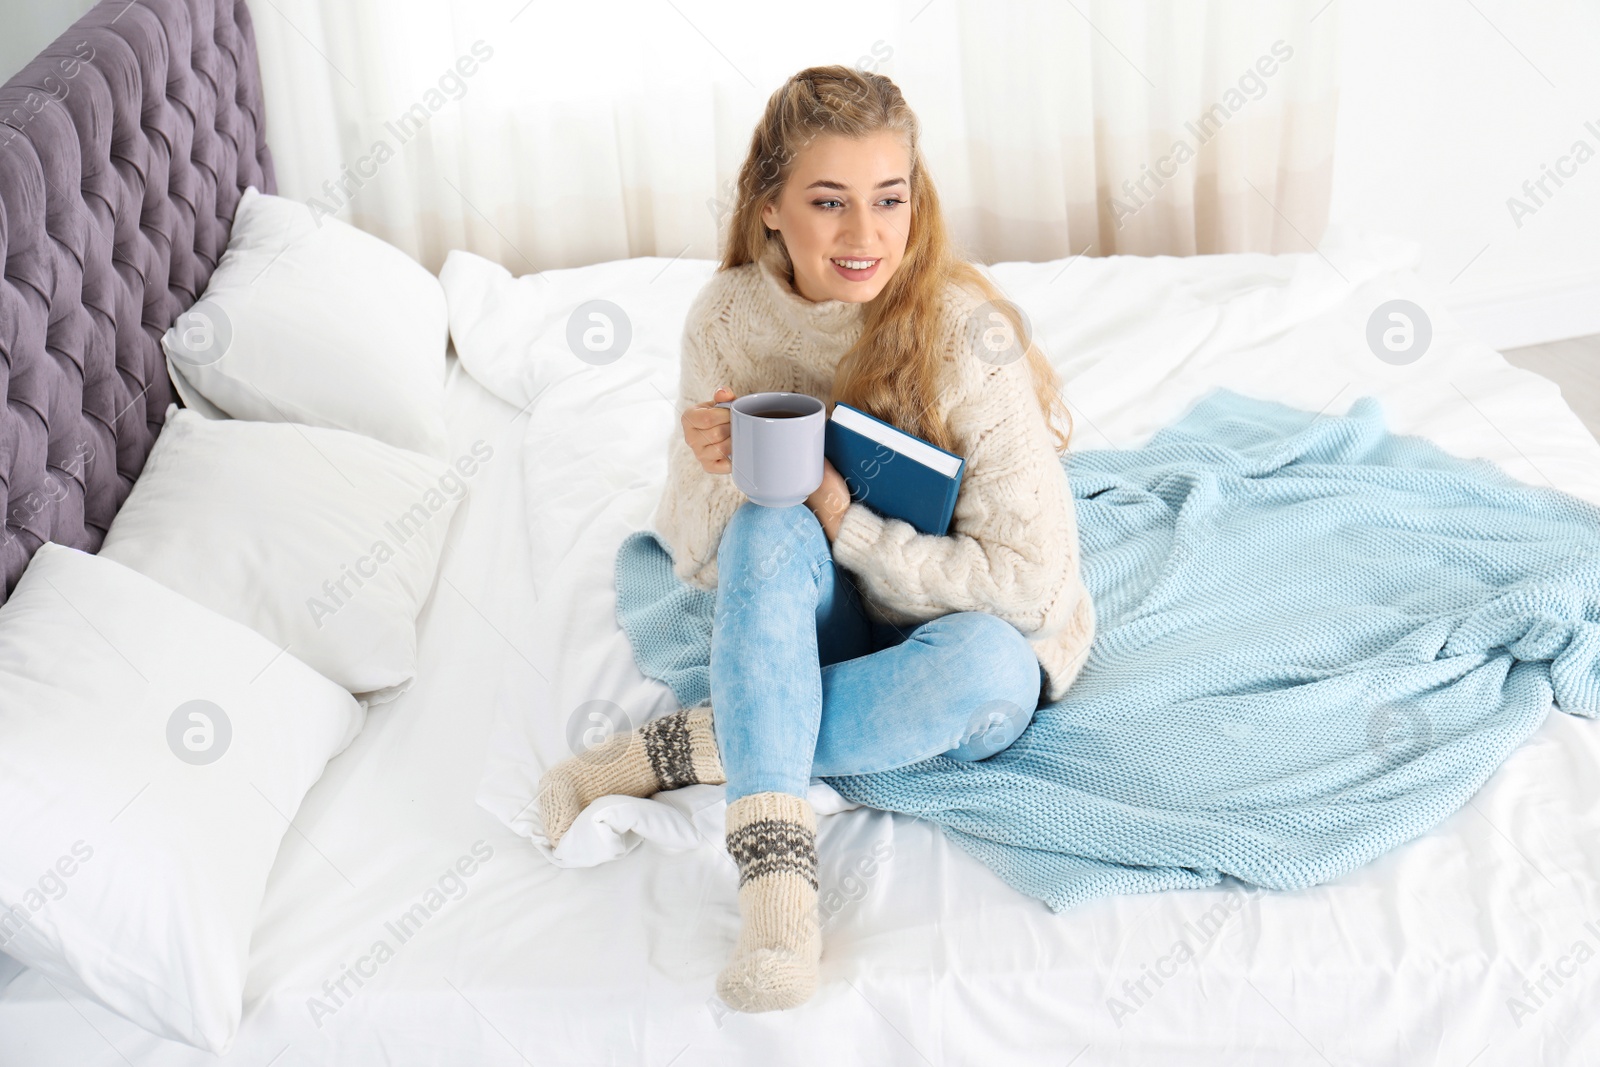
[710,500,1044,801]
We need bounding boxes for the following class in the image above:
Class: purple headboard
[0,0,274,603]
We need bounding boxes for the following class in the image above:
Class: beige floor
[1501,334,1600,443]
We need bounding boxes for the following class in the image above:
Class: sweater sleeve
[652,296,749,593]
[828,347,1086,641]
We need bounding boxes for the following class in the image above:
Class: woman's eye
[812,198,906,210]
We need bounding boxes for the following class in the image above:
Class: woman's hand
[685,389,850,538]
[806,459,852,542]
[683,387,736,474]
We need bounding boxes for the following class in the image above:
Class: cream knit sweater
[653,239,1096,704]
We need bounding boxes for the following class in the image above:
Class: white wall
[0,0,99,84]
[1328,0,1600,349]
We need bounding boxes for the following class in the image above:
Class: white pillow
[163,186,450,457]
[0,543,364,1052]
[101,408,466,704]
[439,248,715,411]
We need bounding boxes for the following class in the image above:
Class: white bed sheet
[2,232,1597,1066]
[470,229,1600,1066]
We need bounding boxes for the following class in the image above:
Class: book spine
[937,464,961,535]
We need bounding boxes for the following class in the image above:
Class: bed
[2,1,1598,1065]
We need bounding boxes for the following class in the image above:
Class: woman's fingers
[697,433,732,473]
[686,404,732,431]
[685,424,730,456]
[685,388,736,473]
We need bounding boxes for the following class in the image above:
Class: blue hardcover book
[824,402,966,536]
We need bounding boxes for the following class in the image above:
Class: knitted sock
[716,791,821,1013]
[538,705,724,846]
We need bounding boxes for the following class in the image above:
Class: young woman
[538,65,1095,1013]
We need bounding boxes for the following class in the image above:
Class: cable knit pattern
[652,238,1096,703]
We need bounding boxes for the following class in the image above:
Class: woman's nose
[838,201,874,245]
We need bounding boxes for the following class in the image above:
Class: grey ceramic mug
[713,391,825,507]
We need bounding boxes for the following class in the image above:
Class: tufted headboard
[0,0,274,604]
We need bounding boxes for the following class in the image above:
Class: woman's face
[760,131,912,304]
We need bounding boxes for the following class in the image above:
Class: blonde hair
[719,65,1073,455]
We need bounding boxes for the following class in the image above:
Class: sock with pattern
[537,705,724,846]
[716,790,821,1012]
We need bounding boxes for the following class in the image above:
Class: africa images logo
[306,841,495,1028]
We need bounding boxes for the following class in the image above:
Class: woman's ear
[760,198,780,233]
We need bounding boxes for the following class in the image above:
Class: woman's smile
[830,256,881,282]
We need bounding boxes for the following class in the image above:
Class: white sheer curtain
[252,0,1340,273]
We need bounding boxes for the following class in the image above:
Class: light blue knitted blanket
[614,387,1600,911]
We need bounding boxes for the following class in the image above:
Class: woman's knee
[717,501,828,584]
[926,612,1041,760]
[932,612,1040,698]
